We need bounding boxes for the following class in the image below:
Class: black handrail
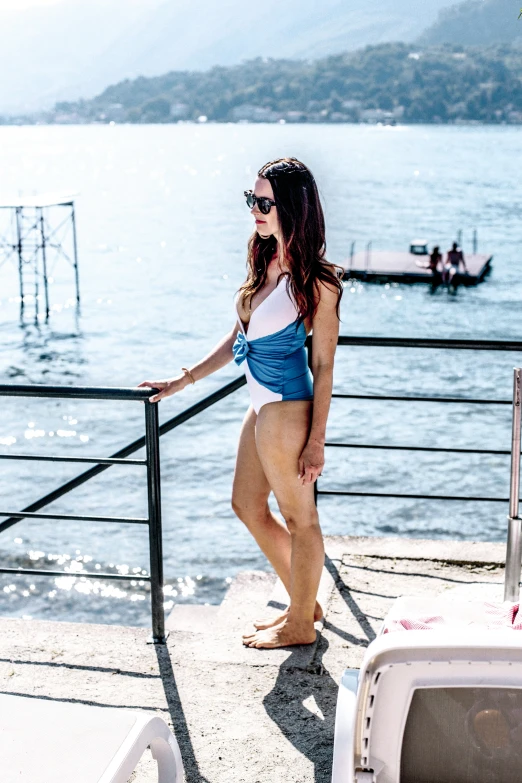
[0,377,246,642]
[0,386,165,640]
[331,393,511,404]
[2,335,522,637]
[325,442,518,455]
[0,376,246,535]
[305,335,522,507]
[333,336,522,351]
[319,490,516,503]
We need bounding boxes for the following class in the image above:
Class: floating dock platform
[343,251,492,284]
[341,238,493,285]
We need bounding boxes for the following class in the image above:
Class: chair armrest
[331,669,359,783]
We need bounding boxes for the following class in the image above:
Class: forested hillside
[49,42,522,125]
[420,0,522,46]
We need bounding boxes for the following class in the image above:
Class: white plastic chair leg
[99,715,184,783]
[150,734,184,783]
[331,669,359,783]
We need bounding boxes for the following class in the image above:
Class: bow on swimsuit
[233,276,314,414]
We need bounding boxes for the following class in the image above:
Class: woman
[428,245,442,289]
[138,157,343,649]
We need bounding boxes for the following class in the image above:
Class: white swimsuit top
[233,276,313,413]
[236,276,300,338]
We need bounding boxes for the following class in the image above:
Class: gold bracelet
[181,367,196,384]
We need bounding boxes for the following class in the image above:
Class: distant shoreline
[2,43,521,128]
[1,119,521,128]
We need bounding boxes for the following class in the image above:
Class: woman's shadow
[261,633,340,783]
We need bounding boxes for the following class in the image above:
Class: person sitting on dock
[428,245,442,286]
[443,242,468,287]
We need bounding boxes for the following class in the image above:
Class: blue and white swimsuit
[233,276,314,414]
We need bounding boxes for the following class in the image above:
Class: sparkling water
[0,123,520,626]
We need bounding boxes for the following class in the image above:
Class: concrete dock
[0,535,507,783]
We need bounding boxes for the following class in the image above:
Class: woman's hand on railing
[137,374,189,403]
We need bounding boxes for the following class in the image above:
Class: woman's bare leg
[242,400,324,649]
[231,405,322,628]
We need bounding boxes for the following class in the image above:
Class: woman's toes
[242,620,316,649]
[254,611,288,630]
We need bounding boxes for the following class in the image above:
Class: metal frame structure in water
[0,193,80,323]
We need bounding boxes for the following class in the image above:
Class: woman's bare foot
[242,618,317,649]
[253,601,323,630]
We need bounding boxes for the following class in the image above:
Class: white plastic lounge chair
[0,693,184,783]
[332,368,522,781]
[331,597,522,783]
[379,594,522,633]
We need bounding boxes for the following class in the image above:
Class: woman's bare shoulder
[314,272,342,307]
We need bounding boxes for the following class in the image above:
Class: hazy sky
[0,0,61,8]
[0,0,151,7]
[0,0,458,113]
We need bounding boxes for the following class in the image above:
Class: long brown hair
[238,157,343,326]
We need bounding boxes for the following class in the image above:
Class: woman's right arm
[138,322,240,403]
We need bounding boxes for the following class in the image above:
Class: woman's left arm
[298,280,340,486]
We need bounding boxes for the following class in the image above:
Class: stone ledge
[0,534,511,783]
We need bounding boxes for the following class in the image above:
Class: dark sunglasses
[244,190,276,215]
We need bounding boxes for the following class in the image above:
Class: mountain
[420,0,522,46]
[0,0,459,113]
[48,43,522,126]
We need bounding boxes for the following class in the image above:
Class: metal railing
[2,336,522,637]
[307,336,522,598]
[0,384,167,642]
[0,376,246,644]
[505,368,522,601]
[0,377,246,642]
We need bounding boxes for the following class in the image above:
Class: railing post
[365,241,372,273]
[504,367,522,602]
[145,400,168,643]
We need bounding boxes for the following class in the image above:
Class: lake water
[0,123,521,627]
